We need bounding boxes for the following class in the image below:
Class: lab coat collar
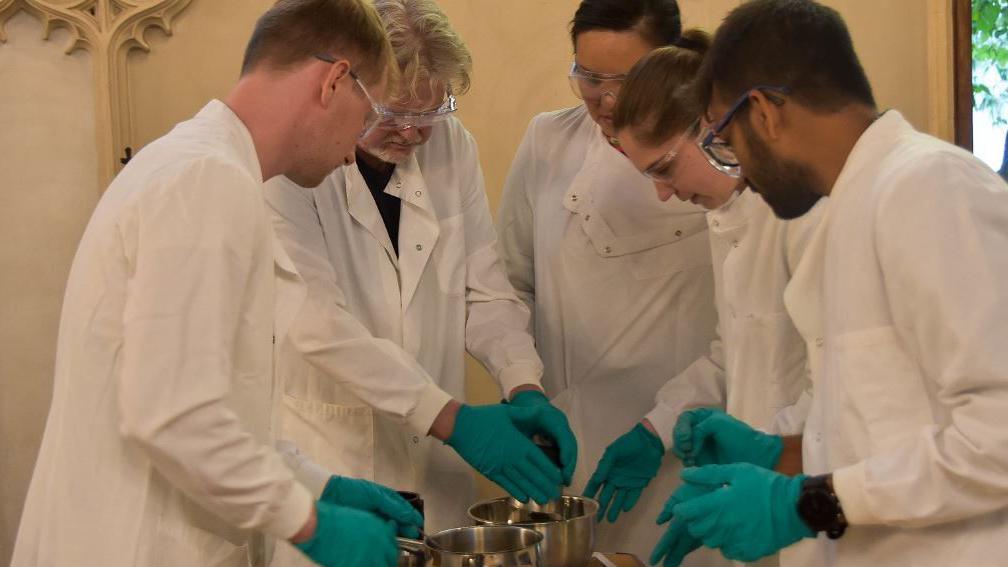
[707,187,759,237]
[340,150,439,309]
[198,100,264,184]
[829,110,911,203]
[390,152,439,310]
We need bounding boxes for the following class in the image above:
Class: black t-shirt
[355,149,401,255]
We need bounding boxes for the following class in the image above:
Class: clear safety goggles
[567,62,627,103]
[364,94,458,138]
[643,119,703,182]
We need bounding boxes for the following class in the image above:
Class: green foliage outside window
[973,0,1008,126]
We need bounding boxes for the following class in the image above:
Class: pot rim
[466,495,600,526]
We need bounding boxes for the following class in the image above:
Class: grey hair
[373,0,473,100]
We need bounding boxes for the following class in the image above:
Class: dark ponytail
[570,0,682,49]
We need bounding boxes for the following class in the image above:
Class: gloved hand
[672,408,782,469]
[447,403,564,504]
[649,482,719,567]
[295,501,398,567]
[320,475,423,538]
[583,424,664,523]
[509,390,578,485]
[673,464,814,563]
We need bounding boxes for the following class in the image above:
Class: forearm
[774,435,804,476]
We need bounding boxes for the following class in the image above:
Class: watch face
[797,488,837,531]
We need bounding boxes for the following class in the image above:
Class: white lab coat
[497,106,720,561]
[264,116,543,547]
[644,189,825,567]
[783,111,1008,566]
[645,188,820,444]
[11,101,314,567]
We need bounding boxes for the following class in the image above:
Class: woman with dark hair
[496,1,722,560]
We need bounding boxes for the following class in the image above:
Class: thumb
[680,464,736,487]
[583,453,613,498]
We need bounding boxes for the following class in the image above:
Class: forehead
[386,79,445,112]
[574,30,654,74]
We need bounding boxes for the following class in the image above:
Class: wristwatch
[796,474,848,539]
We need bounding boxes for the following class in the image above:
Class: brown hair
[241,0,394,85]
[612,28,711,146]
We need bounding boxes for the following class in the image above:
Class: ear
[746,90,786,142]
[319,57,351,109]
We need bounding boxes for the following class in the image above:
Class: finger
[665,522,701,567]
[606,489,628,523]
[494,472,530,504]
[508,461,553,505]
[649,519,685,565]
[376,491,424,527]
[583,455,613,498]
[656,496,677,525]
[532,410,578,485]
[680,464,738,486]
[596,482,616,522]
[671,492,722,523]
[525,441,565,487]
[622,487,643,512]
[671,415,695,460]
[398,522,421,539]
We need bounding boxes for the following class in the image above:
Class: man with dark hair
[10,2,419,567]
[665,1,1008,566]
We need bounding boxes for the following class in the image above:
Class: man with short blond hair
[11,2,415,566]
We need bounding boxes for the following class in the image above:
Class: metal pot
[398,525,543,567]
[468,496,598,567]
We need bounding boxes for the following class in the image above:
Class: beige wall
[0,11,99,562]
[0,1,954,563]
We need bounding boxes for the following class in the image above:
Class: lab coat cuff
[406,382,455,436]
[263,479,315,540]
[496,363,544,399]
[643,405,677,451]
[291,457,331,500]
[831,461,875,525]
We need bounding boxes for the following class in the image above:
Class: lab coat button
[412,436,420,444]
[571,194,579,202]
[815,337,824,347]
[675,230,683,237]
[603,245,612,255]
[732,240,740,248]
[415,191,422,198]
[396,182,403,189]
[712,220,720,227]
[416,244,423,251]
[585,214,591,221]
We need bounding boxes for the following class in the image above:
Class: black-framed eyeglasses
[699,85,791,177]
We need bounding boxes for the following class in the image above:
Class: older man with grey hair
[266,3,577,561]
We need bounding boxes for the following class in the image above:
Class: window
[956,0,1008,178]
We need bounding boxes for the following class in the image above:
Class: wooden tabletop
[588,552,646,567]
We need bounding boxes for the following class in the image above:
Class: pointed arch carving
[0,0,194,187]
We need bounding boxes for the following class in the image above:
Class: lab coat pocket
[833,325,932,456]
[281,394,376,480]
[434,214,465,296]
[151,503,251,567]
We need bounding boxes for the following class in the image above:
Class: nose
[398,125,422,144]
[598,91,618,112]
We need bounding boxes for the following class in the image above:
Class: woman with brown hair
[601,37,825,567]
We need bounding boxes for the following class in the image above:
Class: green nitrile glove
[295,501,398,567]
[673,464,814,563]
[649,482,718,567]
[447,403,564,504]
[509,390,579,485]
[583,424,664,523]
[320,476,423,538]
[672,408,782,469]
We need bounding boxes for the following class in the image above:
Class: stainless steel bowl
[398,525,543,567]
[468,496,598,567]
